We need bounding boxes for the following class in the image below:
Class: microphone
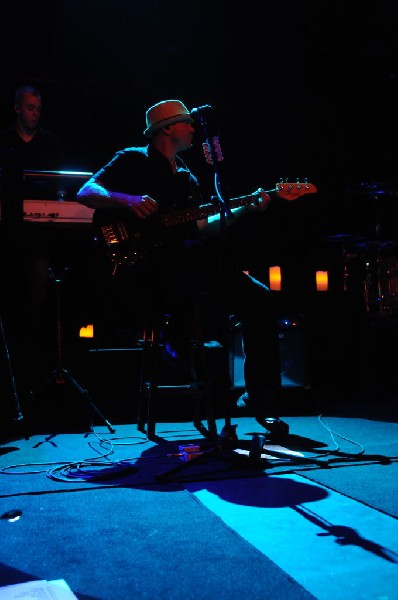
[191,105,224,163]
[190,105,214,118]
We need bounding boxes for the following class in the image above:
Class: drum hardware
[342,252,361,292]
[344,238,398,314]
[324,232,398,311]
[362,255,398,315]
[363,259,380,313]
[324,233,365,293]
[344,181,397,241]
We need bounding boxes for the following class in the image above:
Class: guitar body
[93,182,317,268]
[93,208,165,267]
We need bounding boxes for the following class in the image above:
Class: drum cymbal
[345,181,393,195]
[354,240,398,251]
[325,233,365,243]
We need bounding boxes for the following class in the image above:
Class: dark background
[1,0,398,410]
[2,0,397,272]
[1,1,398,196]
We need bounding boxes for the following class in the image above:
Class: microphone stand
[194,107,236,433]
[194,106,232,224]
[152,108,251,482]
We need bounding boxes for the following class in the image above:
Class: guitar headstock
[275,181,317,201]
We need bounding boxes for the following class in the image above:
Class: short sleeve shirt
[93,144,203,240]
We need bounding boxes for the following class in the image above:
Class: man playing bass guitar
[77,99,313,435]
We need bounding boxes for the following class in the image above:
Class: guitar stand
[28,267,115,436]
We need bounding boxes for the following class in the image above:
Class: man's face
[169,121,195,151]
[15,92,42,132]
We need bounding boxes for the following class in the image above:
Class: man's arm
[197,188,272,238]
[77,178,158,219]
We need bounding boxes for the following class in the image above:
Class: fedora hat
[144,99,194,137]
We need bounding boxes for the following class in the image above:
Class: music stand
[29,267,115,435]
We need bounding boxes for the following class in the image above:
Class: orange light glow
[79,324,94,338]
[269,266,282,291]
[316,271,328,292]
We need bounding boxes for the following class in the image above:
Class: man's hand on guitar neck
[227,188,271,220]
[246,188,272,212]
[197,188,271,238]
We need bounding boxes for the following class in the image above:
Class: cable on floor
[317,414,365,455]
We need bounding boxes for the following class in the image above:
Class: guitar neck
[161,191,262,229]
[160,182,317,229]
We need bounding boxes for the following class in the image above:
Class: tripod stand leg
[28,267,116,435]
[0,311,23,422]
[66,370,116,433]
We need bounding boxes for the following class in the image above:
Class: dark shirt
[0,125,62,171]
[93,144,203,241]
[0,125,63,233]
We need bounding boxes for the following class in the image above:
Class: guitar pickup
[102,222,130,245]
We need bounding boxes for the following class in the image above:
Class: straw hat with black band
[144,100,194,137]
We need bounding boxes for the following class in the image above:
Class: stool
[136,305,221,440]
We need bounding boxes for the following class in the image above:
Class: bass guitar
[93,181,317,268]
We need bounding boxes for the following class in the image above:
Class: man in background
[0,86,64,407]
[0,85,62,170]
